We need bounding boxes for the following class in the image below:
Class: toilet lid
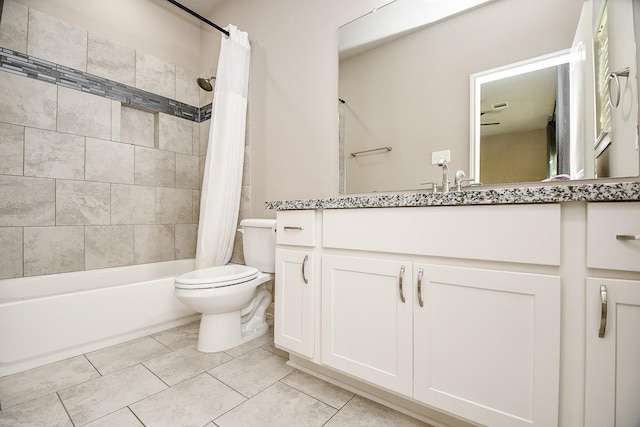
[174,265,259,289]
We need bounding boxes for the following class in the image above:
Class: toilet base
[196,310,270,353]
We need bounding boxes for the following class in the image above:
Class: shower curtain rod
[164,0,230,37]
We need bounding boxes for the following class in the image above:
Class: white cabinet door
[322,254,413,396]
[413,265,561,427]
[274,248,315,358]
[586,278,640,427]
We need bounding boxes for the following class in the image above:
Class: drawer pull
[399,265,406,303]
[302,255,309,284]
[284,226,304,231]
[417,268,424,307]
[616,234,640,241]
[599,285,608,338]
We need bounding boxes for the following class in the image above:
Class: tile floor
[0,319,432,427]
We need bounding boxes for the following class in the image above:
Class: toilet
[174,219,276,352]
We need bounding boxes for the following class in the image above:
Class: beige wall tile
[176,66,199,107]
[135,146,175,187]
[85,225,134,270]
[0,0,28,53]
[156,187,193,224]
[86,138,134,184]
[0,227,23,279]
[111,184,155,225]
[175,223,197,260]
[134,225,174,264]
[0,175,55,226]
[121,106,155,147]
[56,180,111,225]
[27,8,87,71]
[191,122,199,156]
[24,226,84,276]
[199,120,210,156]
[0,73,57,130]
[111,101,122,142]
[57,87,112,140]
[24,128,84,180]
[0,123,24,175]
[176,153,200,190]
[87,33,136,87]
[192,190,200,224]
[135,52,175,99]
[158,114,192,155]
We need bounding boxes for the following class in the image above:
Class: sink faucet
[437,159,450,193]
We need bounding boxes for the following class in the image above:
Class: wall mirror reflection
[338,0,639,195]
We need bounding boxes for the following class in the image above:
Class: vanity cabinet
[585,202,640,427]
[274,210,317,358]
[321,254,413,396]
[320,205,562,427]
[585,278,640,427]
[413,264,560,427]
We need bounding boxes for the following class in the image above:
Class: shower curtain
[195,25,251,269]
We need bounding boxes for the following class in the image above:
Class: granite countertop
[265,181,640,210]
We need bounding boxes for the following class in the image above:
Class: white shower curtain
[195,25,251,269]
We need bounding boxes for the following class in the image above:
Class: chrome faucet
[454,169,481,191]
[437,159,450,193]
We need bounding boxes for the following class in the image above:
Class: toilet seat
[174,264,259,289]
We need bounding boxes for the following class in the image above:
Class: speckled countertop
[265,181,640,210]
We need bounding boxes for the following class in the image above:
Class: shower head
[197,76,215,91]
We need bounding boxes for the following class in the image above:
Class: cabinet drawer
[323,204,561,265]
[587,202,640,272]
[276,210,316,246]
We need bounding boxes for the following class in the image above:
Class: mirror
[338,0,639,194]
[470,50,575,184]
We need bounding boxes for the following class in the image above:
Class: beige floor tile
[58,364,167,426]
[223,326,275,358]
[208,348,295,398]
[324,395,431,427]
[261,342,289,359]
[86,336,171,375]
[130,373,245,427]
[281,370,355,409]
[0,393,72,427]
[143,346,232,386]
[215,381,336,427]
[82,408,144,427]
[0,355,99,409]
[152,320,200,350]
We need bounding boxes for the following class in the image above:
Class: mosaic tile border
[0,47,212,123]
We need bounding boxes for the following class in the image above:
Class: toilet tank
[240,219,276,273]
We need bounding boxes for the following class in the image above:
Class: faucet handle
[420,182,439,193]
[456,178,480,191]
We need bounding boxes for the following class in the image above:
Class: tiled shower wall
[0,1,250,279]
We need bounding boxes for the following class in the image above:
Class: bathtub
[0,260,199,377]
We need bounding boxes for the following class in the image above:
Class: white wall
[207,0,585,216]
[206,0,392,218]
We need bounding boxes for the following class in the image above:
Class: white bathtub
[0,260,199,377]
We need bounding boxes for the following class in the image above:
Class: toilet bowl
[174,219,276,352]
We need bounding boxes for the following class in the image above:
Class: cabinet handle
[302,255,309,284]
[616,234,640,240]
[398,265,406,303]
[417,268,424,307]
[599,285,608,338]
[284,226,304,231]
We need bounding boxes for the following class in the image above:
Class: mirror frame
[469,49,574,182]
